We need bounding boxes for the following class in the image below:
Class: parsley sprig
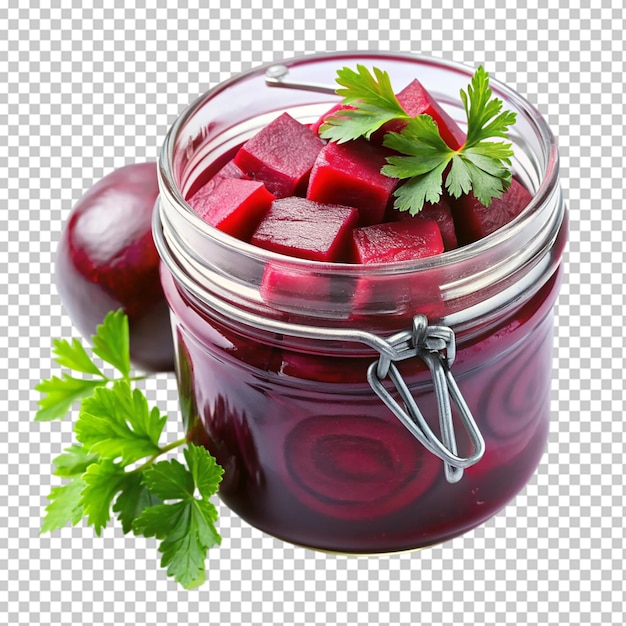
[35,310,223,589]
[319,64,517,215]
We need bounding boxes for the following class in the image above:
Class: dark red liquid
[161,263,562,553]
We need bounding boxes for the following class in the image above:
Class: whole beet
[55,162,174,371]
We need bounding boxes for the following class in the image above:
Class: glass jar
[154,52,567,553]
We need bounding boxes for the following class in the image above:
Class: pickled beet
[451,178,532,245]
[166,266,562,551]
[250,197,358,262]
[310,103,356,135]
[390,197,458,251]
[156,56,565,555]
[349,219,445,319]
[381,78,466,149]
[351,218,444,263]
[213,158,248,181]
[183,153,248,200]
[306,139,397,226]
[258,264,336,313]
[187,177,275,240]
[421,199,458,250]
[234,112,324,197]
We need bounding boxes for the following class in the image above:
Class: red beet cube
[378,79,466,150]
[351,218,444,264]
[350,219,445,319]
[390,197,458,251]
[306,139,397,226]
[214,158,248,181]
[187,177,275,241]
[451,179,533,245]
[251,197,359,262]
[234,112,324,198]
[186,158,249,200]
[258,263,336,313]
[420,200,458,251]
[184,155,249,200]
[310,103,356,135]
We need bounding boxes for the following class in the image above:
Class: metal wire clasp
[366,315,485,483]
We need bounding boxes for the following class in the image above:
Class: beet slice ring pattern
[461,323,554,479]
[477,325,553,443]
[283,414,440,520]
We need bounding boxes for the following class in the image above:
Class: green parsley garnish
[35,310,223,589]
[319,64,517,215]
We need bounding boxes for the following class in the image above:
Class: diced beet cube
[251,197,359,262]
[306,139,397,226]
[214,158,248,181]
[187,177,275,241]
[351,218,444,264]
[419,199,458,251]
[186,158,249,200]
[451,179,533,245]
[350,271,445,322]
[376,79,466,150]
[259,263,335,312]
[350,220,445,320]
[234,112,324,198]
[310,103,356,135]
[390,197,458,251]
[184,153,248,200]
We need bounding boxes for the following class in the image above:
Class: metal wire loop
[366,315,485,483]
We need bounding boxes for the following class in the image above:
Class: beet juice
[154,52,567,553]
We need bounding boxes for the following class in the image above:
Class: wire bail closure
[366,315,485,483]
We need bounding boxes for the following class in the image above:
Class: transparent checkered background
[1,2,623,625]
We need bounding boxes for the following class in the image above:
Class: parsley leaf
[387,164,451,214]
[41,477,86,533]
[185,443,224,499]
[75,381,167,466]
[91,310,131,378]
[52,444,99,478]
[138,457,193,499]
[381,115,454,211]
[133,501,215,589]
[133,444,223,589]
[35,375,107,422]
[80,459,126,536]
[322,64,517,215]
[460,65,517,145]
[112,472,163,534]
[52,338,105,377]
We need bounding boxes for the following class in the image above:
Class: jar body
[155,52,567,552]
[162,262,561,552]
